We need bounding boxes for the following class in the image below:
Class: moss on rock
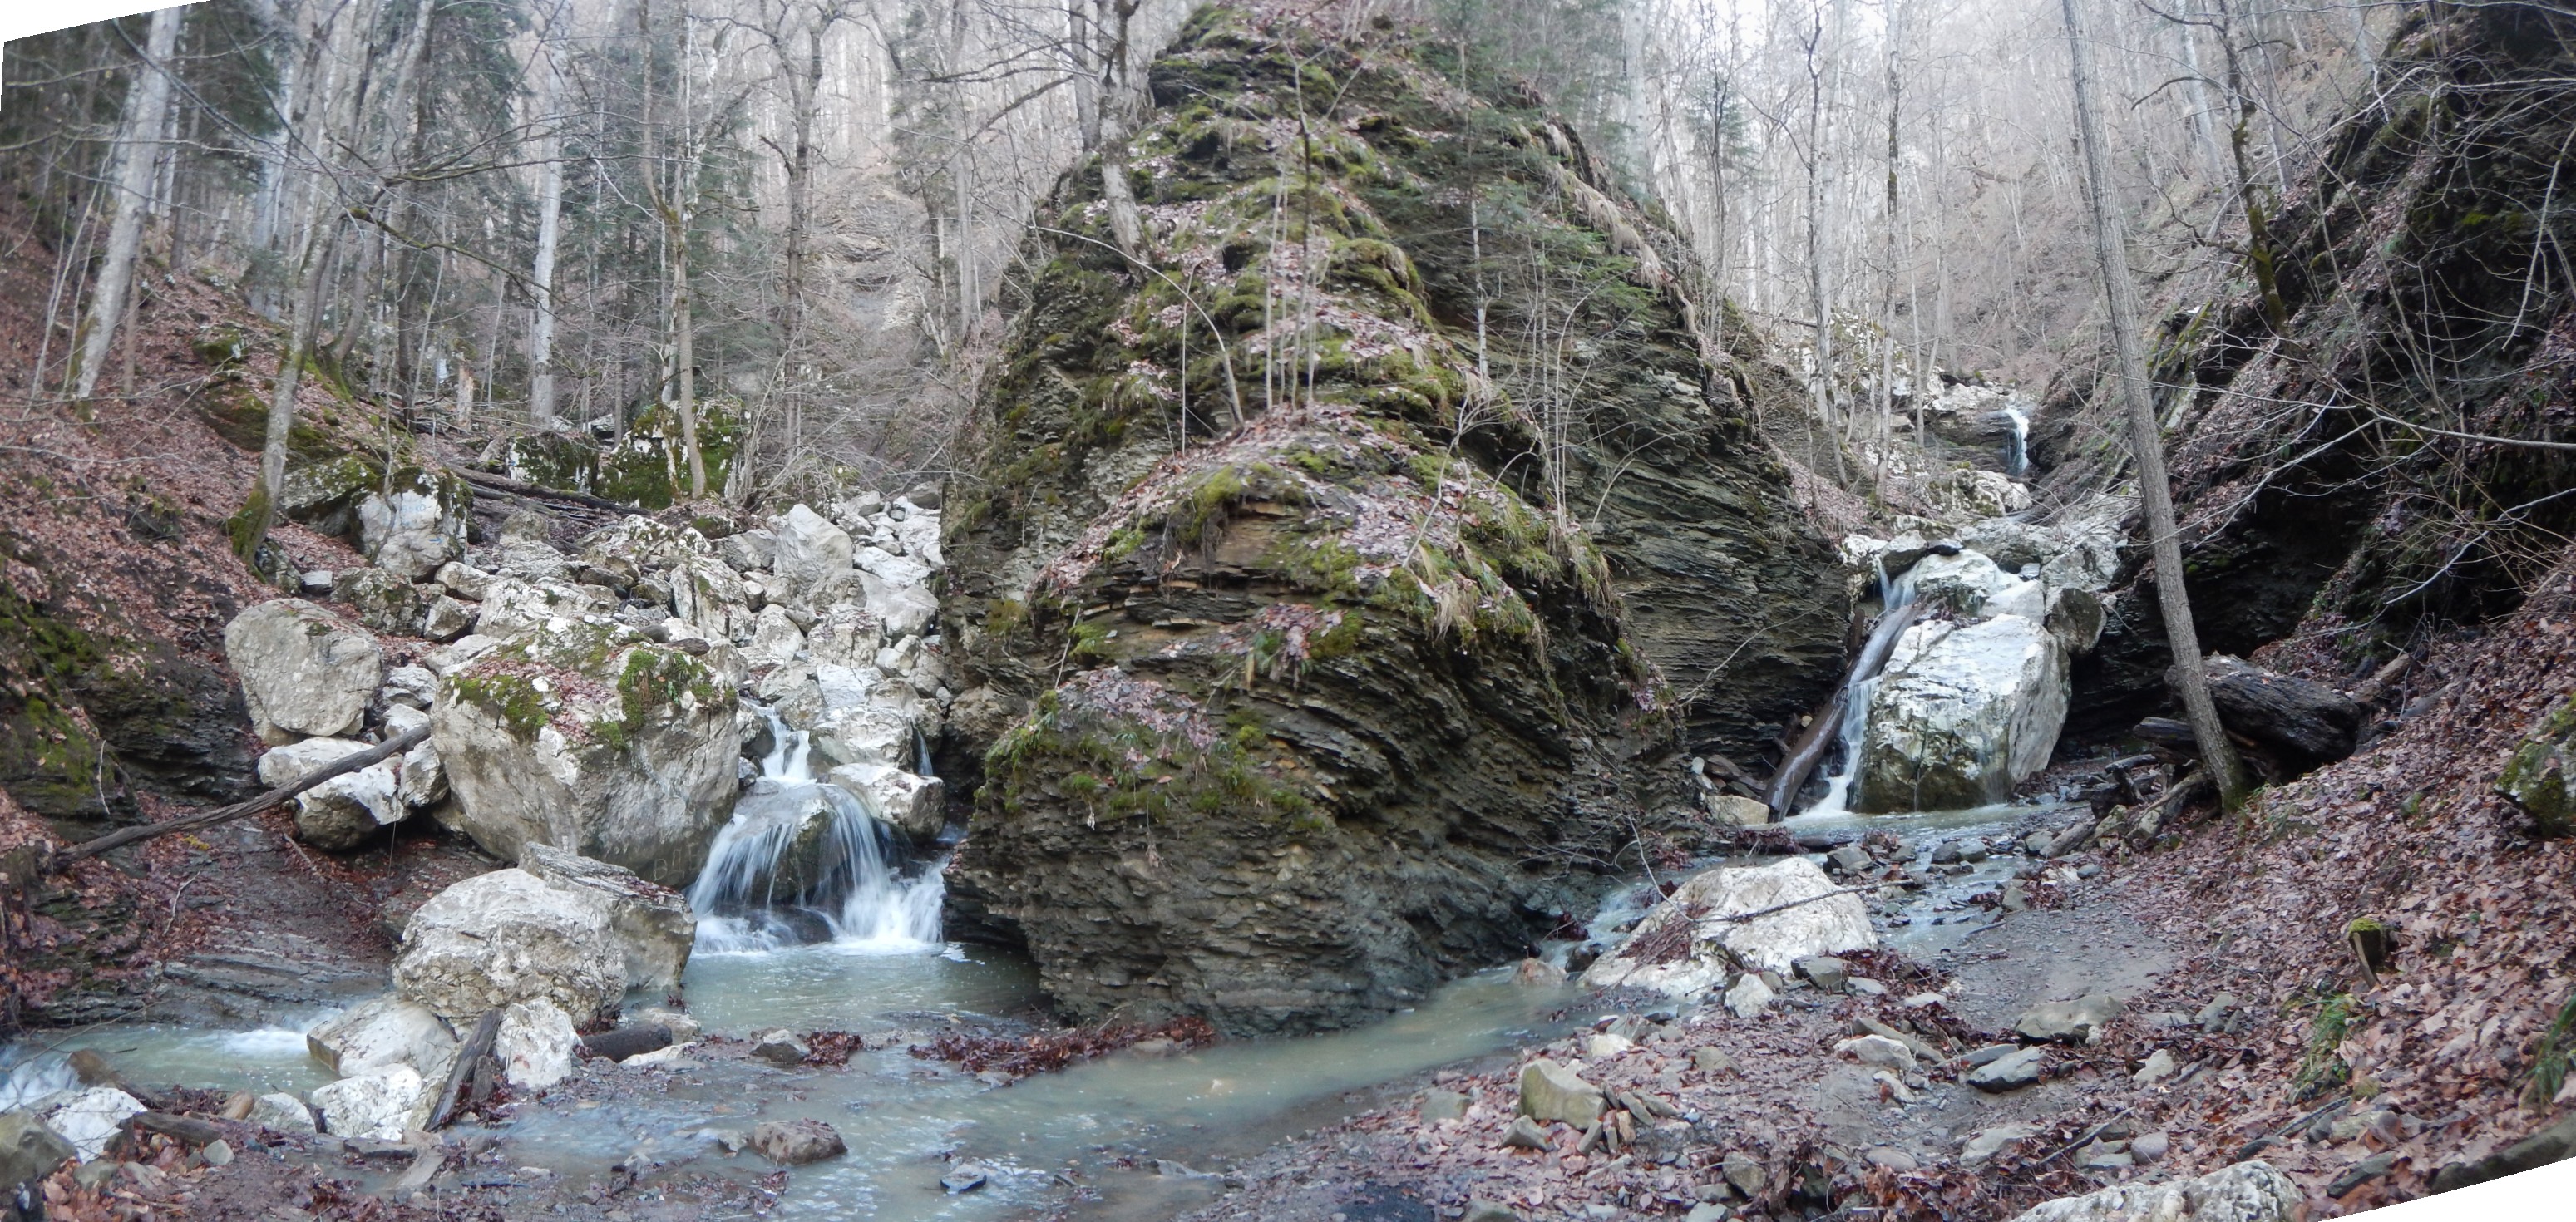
[938,4,1841,1035]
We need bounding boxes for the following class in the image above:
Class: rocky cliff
[939,6,1843,1034]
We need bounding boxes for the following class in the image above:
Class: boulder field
[190,485,953,1142]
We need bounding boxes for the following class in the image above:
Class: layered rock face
[941,8,1840,1033]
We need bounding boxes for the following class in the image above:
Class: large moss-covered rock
[938,7,1841,1034]
[2498,698,2576,837]
[431,617,746,887]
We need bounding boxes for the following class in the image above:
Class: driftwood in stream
[45,725,430,871]
[126,1112,223,1147]
[576,1024,672,1062]
[428,1008,501,1131]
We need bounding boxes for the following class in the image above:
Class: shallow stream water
[0,685,2059,1220]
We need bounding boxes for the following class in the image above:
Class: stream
[0,709,1596,1220]
[0,545,2060,1219]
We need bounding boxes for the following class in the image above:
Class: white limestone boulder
[826,761,945,841]
[805,665,915,769]
[1580,857,1875,996]
[1903,551,2018,618]
[397,741,448,808]
[890,502,942,567]
[246,1092,315,1134]
[309,1064,426,1141]
[2006,1160,2301,1222]
[577,516,715,581]
[860,571,937,638]
[258,737,367,787]
[771,505,852,606]
[37,1087,144,1162]
[469,576,612,643]
[740,604,805,668]
[803,604,882,668]
[518,843,693,993]
[855,545,933,589]
[293,758,407,851]
[431,618,745,887]
[1856,614,2067,812]
[667,556,754,646]
[391,868,627,1024]
[496,998,578,1090]
[224,599,382,743]
[305,994,457,1077]
[357,468,471,580]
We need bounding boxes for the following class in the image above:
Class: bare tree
[529,21,568,431]
[72,5,185,402]
[2061,0,2252,810]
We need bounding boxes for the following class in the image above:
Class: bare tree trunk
[73,5,185,402]
[528,37,565,430]
[1093,0,1146,257]
[1803,0,1848,480]
[2060,0,2252,811]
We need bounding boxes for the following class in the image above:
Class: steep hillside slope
[2039,3,2576,738]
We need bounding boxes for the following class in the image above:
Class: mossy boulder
[431,617,748,888]
[277,454,382,540]
[332,568,428,637]
[2498,699,2576,837]
[939,6,1842,1034]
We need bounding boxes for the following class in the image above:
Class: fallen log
[447,465,634,513]
[427,1008,502,1131]
[126,1112,224,1148]
[45,725,430,871]
[2168,655,2363,769]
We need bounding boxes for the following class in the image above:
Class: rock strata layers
[936,10,1841,1034]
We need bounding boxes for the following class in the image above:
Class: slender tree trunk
[247,218,338,567]
[73,5,185,401]
[529,41,565,430]
[2060,0,2252,811]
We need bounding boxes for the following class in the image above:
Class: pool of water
[504,944,1574,1220]
[0,919,1575,1220]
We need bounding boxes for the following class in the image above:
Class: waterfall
[2004,406,2031,477]
[688,707,945,954]
[1779,557,1923,820]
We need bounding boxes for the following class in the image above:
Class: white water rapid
[1798,556,1922,819]
[688,707,945,954]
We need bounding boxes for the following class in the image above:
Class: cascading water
[688,707,945,954]
[1794,556,1922,820]
[2004,405,2031,476]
